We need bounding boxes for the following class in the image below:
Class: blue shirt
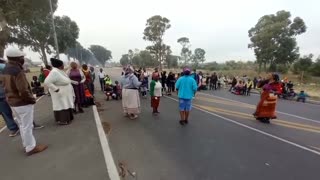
[175,75,198,100]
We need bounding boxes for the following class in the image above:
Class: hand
[74,81,79,85]
[155,97,158,100]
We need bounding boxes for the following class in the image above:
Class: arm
[150,81,155,96]
[132,75,142,88]
[80,70,86,83]
[44,71,59,92]
[15,72,36,104]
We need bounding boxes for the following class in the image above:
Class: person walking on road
[98,68,106,91]
[1,47,47,155]
[150,73,162,115]
[66,61,85,113]
[175,67,198,125]
[121,66,142,120]
[45,58,75,125]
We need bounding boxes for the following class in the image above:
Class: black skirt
[54,108,74,123]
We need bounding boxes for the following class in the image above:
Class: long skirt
[72,84,85,105]
[122,89,140,114]
[54,108,74,123]
[151,96,160,108]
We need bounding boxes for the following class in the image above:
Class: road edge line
[0,95,45,134]
[92,105,120,180]
[165,95,320,156]
[198,92,320,124]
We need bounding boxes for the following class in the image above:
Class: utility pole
[49,0,60,59]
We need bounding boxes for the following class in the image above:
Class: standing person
[152,67,160,80]
[45,58,75,125]
[140,73,148,98]
[198,71,203,90]
[98,68,106,91]
[66,62,85,113]
[166,72,175,95]
[82,64,92,94]
[161,71,167,94]
[229,77,237,91]
[211,72,218,90]
[142,68,150,90]
[175,67,198,125]
[253,77,258,89]
[191,69,199,97]
[150,73,162,115]
[121,66,142,120]
[89,66,96,95]
[1,48,47,155]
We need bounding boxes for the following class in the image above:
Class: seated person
[105,83,113,101]
[104,75,112,86]
[31,76,45,97]
[84,85,95,106]
[297,90,308,103]
[234,80,244,93]
[112,81,121,100]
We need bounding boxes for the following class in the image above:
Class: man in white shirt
[98,68,106,91]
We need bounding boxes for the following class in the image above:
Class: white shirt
[98,71,106,79]
[154,81,162,97]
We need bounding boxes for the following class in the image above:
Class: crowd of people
[0,48,97,156]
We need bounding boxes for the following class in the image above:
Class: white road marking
[0,95,45,133]
[165,96,320,156]
[92,105,120,180]
[199,92,320,124]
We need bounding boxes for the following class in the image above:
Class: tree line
[0,0,112,65]
[120,15,207,69]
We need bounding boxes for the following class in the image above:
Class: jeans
[0,100,19,131]
[12,105,36,153]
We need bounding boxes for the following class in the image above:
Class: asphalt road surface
[1,67,319,180]
[97,68,320,180]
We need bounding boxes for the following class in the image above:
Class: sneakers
[26,144,48,156]
[34,124,44,130]
[9,129,20,137]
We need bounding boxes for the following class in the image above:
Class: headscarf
[50,58,64,68]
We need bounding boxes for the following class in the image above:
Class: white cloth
[98,72,106,79]
[154,81,162,97]
[44,68,75,111]
[11,105,36,153]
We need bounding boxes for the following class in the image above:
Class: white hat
[6,47,26,58]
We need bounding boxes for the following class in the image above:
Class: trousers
[0,100,19,131]
[11,105,36,153]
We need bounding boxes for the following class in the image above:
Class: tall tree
[143,15,171,70]
[89,45,112,65]
[120,54,130,66]
[10,15,79,65]
[177,37,192,65]
[0,0,58,57]
[248,10,306,72]
[310,56,320,76]
[66,42,93,64]
[192,48,206,68]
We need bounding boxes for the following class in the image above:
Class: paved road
[97,68,320,180]
[0,95,110,180]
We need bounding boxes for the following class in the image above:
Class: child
[140,74,148,98]
[150,74,162,115]
[31,76,45,97]
[297,90,308,103]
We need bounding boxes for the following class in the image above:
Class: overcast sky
[26,0,320,63]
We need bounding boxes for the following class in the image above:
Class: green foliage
[192,48,206,68]
[310,56,320,76]
[143,15,171,69]
[165,55,179,69]
[89,45,112,65]
[248,10,307,71]
[177,37,192,65]
[0,0,58,57]
[120,54,130,66]
[293,54,313,74]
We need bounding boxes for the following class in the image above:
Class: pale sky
[26,0,320,63]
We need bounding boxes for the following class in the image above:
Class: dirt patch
[102,121,111,135]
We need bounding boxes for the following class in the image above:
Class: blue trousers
[0,99,19,131]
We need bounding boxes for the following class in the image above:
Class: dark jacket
[0,61,36,107]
